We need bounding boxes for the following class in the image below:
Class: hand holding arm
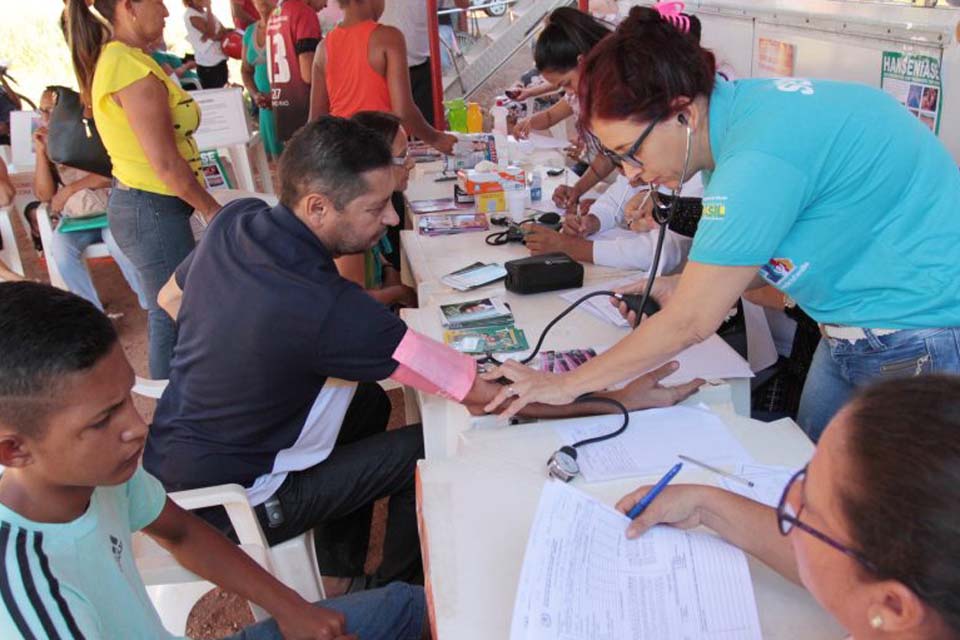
[485,263,760,418]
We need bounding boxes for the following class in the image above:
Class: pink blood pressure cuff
[390,329,477,402]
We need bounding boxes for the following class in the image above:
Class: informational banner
[191,87,251,150]
[881,51,942,135]
[199,150,232,191]
[756,38,796,77]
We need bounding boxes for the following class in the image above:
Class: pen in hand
[626,462,684,520]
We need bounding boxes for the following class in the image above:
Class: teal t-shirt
[689,77,960,328]
[0,466,178,639]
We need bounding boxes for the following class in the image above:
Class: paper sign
[191,87,251,149]
[756,38,796,77]
[881,51,942,135]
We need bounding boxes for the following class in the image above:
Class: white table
[402,292,750,459]
[416,410,844,640]
[399,159,752,458]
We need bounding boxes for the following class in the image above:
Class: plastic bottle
[530,171,542,202]
[445,99,468,133]
[491,96,510,135]
[466,102,483,133]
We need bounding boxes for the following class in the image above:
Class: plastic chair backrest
[0,208,24,277]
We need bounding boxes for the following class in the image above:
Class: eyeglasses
[587,113,664,170]
[391,151,411,166]
[776,466,880,573]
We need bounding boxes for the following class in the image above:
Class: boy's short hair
[278,116,393,210]
[0,282,118,436]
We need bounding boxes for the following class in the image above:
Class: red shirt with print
[266,0,321,143]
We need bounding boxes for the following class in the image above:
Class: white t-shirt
[184,6,227,67]
[379,0,430,67]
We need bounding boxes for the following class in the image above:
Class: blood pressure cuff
[390,329,477,402]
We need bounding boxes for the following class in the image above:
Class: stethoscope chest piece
[546,445,580,482]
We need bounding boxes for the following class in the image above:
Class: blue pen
[626,462,684,520]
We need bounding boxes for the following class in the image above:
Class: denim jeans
[797,328,960,441]
[221,583,425,640]
[50,223,147,311]
[107,183,196,378]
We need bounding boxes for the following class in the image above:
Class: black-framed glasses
[587,113,664,169]
[776,466,880,573]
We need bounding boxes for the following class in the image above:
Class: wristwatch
[546,446,580,482]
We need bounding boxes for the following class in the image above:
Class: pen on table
[678,454,755,488]
[626,462,684,520]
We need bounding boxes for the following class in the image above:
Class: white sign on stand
[10,110,40,168]
[189,87,273,193]
[190,87,250,150]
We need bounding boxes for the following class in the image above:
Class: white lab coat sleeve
[592,229,693,273]
[587,174,637,232]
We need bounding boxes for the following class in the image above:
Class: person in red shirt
[267,0,327,144]
[308,0,455,155]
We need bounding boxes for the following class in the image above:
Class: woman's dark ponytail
[66,0,117,106]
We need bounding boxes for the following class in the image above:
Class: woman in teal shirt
[484,6,960,441]
[241,0,281,157]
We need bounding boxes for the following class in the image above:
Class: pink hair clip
[654,1,691,34]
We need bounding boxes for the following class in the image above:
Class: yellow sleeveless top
[92,41,203,195]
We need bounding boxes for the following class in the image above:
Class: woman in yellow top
[66,0,221,379]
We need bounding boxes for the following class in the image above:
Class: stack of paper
[511,481,763,640]
[440,297,514,329]
[409,198,473,215]
[418,213,489,236]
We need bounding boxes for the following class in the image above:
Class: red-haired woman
[482,6,960,442]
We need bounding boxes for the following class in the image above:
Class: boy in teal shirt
[0,282,425,639]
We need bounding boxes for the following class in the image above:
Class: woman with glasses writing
[483,5,960,441]
[618,375,960,639]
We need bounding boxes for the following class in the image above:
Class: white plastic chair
[35,204,110,290]
[132,378,325,635]
[0,207,24,278]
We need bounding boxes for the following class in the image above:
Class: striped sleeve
[0,523,100,639]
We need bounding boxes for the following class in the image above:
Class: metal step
[442,0,576,100]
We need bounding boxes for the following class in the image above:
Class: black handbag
[45,86,113,178]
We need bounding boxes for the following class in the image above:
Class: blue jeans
[221,583,426,640]
[50,223,147,311]
[107,184,196,379]
[797,328,960,441]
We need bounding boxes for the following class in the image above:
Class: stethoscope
[546,117,695,482]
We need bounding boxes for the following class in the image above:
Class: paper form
[721,464,797,509]
[554,406,754,483]
[510,481,763,640]
[560,276,647,328]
